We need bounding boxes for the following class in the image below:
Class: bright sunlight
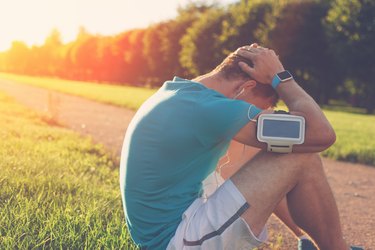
[0,0,236,51]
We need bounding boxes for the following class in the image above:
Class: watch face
[277,70,292,81]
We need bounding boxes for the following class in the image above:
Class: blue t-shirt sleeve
[194,91,262,146]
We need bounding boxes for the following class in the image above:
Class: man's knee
[285,152,324,179]
[288,152,321,164]
[272,152,322,175]
[238,151,322,180]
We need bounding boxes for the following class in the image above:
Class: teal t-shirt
[120,77,261,249]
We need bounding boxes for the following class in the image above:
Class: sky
[0,0,237,52]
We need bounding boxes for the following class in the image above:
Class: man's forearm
[277,79,336,149]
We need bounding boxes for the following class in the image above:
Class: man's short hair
[214,53,279,107]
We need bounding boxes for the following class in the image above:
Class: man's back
[120,77,253,249]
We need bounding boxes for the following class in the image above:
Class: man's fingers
[237,43,269,53]
[238,43,258,51]
[234,44,283,84]
[235,49,257,60]
[238,61,254,75]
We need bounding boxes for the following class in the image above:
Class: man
[120,44,357,249]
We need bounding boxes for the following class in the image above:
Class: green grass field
[322,110,375,165]
[1,72,374,166]
[0,92,137,249]
[275,104,375,166]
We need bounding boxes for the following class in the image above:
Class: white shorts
[167,173,267,250]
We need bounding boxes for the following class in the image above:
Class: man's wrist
[271,70,293,89]
[271,76,282,89]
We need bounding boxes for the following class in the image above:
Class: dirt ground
[0,79,373,249]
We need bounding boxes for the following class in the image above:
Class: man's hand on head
[232,44,336,153]
[235,45,284,85]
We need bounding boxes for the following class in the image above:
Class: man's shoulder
[161,76,208,93]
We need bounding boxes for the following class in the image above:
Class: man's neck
[193,72,233,98]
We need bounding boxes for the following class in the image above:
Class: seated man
[120,44,357,249]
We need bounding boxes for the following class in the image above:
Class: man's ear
[241,79,257,91]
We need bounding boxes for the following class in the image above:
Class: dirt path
[0,79,133,157]
[0,79,373,249]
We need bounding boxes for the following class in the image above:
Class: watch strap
[271,70,293,89]
[271,75,281,89]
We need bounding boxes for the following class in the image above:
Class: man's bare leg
[230,151,348,250]
[274,197,305,237]
[218,142,310,243]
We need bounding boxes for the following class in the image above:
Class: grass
[322,110,375,166]
[0,90,289,250]
[0,74,373,249]
[276,103,375,166]
[1,72,374,166]
[0,72,156,110]
[0,92,138,249]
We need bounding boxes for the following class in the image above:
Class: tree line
[0,0,374,113]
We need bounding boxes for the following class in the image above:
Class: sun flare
[0,0,235,52]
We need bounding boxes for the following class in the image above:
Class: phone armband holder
[257,111,305,153]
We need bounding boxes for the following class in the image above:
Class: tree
[142,22,170,84]
[142,2,212,85]
[41,29,64,76]
[0,52,5,71]
[266,0,341,104]
[157,13,201,80]
[4,41,30,74]
[219,0,274,55]
[118,29,148,84]
[180,7,229,76]
[67,28,100,81]
[325,0,375,113]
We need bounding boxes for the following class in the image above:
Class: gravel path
[0,79,373,249]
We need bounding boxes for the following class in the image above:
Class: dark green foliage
[220,0,274,53]
[266,0,342,104]
[180,7,230,76]
[324,0,375,113]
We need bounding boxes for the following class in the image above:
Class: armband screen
[262,120,300,139]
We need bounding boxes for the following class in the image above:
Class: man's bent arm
[276,79,336,152]
[233,46,335,153]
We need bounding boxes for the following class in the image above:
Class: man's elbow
[293,127,336,153]
[320,128,336,150]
